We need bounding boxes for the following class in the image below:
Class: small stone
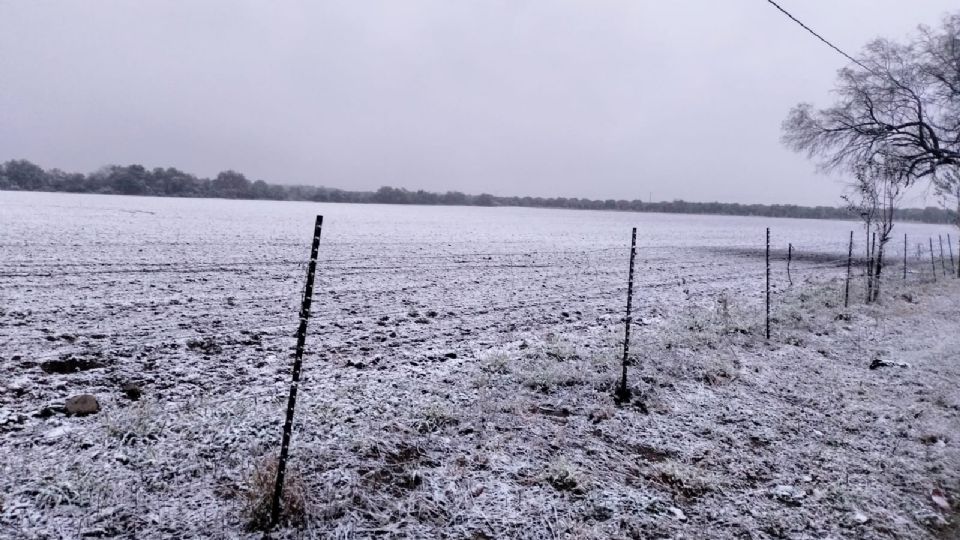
[121,383,142,401]
[0,409,27,426]
[932,488,952,511]
[770,485,804,507]
[35,405,63,418]
[40,357,106,374]
[65,394,100,416]
[44,425,73,441]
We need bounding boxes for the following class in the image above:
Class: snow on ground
[1,192,959,538]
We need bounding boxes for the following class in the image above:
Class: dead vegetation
[242,456,308,531]
[4,251,960,538]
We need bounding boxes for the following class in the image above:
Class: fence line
[7,226,956,379]
[6,222,960,535]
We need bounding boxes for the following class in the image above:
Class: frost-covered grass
[2,193,959,538]
[5,274,958,538]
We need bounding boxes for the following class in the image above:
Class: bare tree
[783,13,960,185]
[843,158,906,302]
[934,167,960,229]
[934,167,960,279]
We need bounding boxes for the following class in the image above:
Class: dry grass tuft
[416,403,459,433]
[243,456,308,531]
[543,457,590,495]
[648,461,715,499]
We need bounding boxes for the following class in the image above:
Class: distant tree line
[1,159,955,224]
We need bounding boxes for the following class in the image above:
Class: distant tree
[441,191,468,206]
[323,188,345,202]
[150,167,199,196]
[783,13,960,186]
[413,190,440,205]
[474,193,495,206]
[98,164,150,195]
[46,168,85,192]
[3,159,49,190]
[372,186,413,204]
[4,158,959,224]
[249,179,272,199]
[269,184,289,199]
[212,170,251,198]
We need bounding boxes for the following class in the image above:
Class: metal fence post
[787,243,793,286]
[867,233,876,303]
[903,233,907,281]
[949,234,956,278]
[844,231,853,308]
[616,227,637,403]
[930,237,937,282]
[271,215,323,527]
[939,234,947,276]
[615,227,637,404]
[765,228,771,340]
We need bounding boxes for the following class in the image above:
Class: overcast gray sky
[1,1,956,206]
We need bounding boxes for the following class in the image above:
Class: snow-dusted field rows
[1,191,959,538]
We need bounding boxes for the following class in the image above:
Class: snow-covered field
[1,191,958,538]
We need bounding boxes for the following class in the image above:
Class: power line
[764,0,875,74]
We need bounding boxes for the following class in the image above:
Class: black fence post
[787,243,793,286]
[930,237,937,283]
[939,234,947,276]
[765,228,771,340]
[844,231,853,308]
[615,227,637,404]
[271,215,323,527]
[903,233,907,281]
[949,234,956,278]
[866,233,876,303]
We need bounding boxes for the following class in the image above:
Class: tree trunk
[873,242,885,302]
[866,233,877,303]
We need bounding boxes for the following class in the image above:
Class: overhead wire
[763,0,876,74]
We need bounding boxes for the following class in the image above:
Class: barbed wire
[6,232,947,369]
[6,267,787,361]
[1,242,851,272]
[0,251,828,280]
